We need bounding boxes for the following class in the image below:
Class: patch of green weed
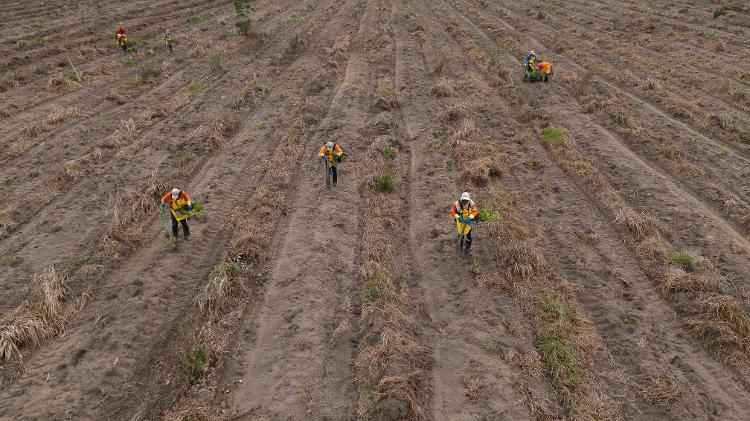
[541,126,566,145]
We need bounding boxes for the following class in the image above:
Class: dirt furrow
[391,0,559,418]
[0,0,311,304]
[448,0,750,270]
[0,0,228,123]
[217,1,382,419]
[422,0,750,416]
[0,0,334,388]
[0,0,214,69]
[510,157,750,419]
[461,0,750,227]
[512,0,750,151]
[0,2,352,418]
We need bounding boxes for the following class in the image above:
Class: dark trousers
[328,165,338,184]
[171,214,190,237]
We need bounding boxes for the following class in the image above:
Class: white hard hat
[171,188,181,200]
[325,141,334,150]
[460,192,470,201]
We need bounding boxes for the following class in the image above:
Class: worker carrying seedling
[317,141,345,188]
[536,60,552,82]
[524,50,537,71]
[161,188,193,241]
[164,30,174,53]
[450,192,479,253]
[116,23,128,53]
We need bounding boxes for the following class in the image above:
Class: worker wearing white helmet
[160,187,193,240]
[317,140,345,188]
[449,192,479,252]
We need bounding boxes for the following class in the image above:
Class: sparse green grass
[236,19,251,36]
[718,145,729,155]
[234,0,253,35]
[541,126,566,145]
[483,339,504,357]
[179,343,206,383]
[363,264,397,304]
[187,10,205,24]
[106,140,119,149]
[225,262,239,277]
[375,167,395,192]
[3,256,19,266]
[536,292,571,321]
[61,255,88,276]
[382,148,394,159]
[541,181,551,190]
[499,39,518,52]
[210,55,223,72]
[488,56,497,67]
[175,150,198,164]
[67,71,78,82]
[286,15,306,25]
[51,224,62,233]
[707,33,720,41]
[36,36,45,44]
[477,209,502,222]
[537,336,583,396]
[578,233,591,246]
[124,58,137,67]
[669,253,696,271]
[186,82,207,93]
[364,285,381,302]
[525,160,540,170]
[732,128,749,143]
[623,315,636,325]
[713,7,726,18]
[246,79,266,89]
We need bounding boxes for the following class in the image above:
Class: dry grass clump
[103,175,168,254]
[638,375,681,406]
[462,156,503,187]
[208,113,240,149]
[164,398,222,421]
[139,60,161,81]
[449,119,478,149]
[355,328,426,419]
[657,143,683,161]
[441,101,471,122]
[498,241,548,280]
[46,105,81,124]
[429,78,454,97]
[661,268,723,297]
[635,235,668,262]
[614,208,660,239]
[195,262,244,316]
[0,268,66,360]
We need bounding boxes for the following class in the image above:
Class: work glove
[184,204,193,211]
[457,216,464,223]
[465,217,473,225]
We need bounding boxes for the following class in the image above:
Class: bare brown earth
[1,0,750,420]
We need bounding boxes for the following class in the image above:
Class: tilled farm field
[1,0,750,420]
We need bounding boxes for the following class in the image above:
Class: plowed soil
[1,1,750,420]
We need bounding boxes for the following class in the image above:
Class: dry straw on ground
[0,269,66,361]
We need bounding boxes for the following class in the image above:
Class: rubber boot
[465,239,472,254]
